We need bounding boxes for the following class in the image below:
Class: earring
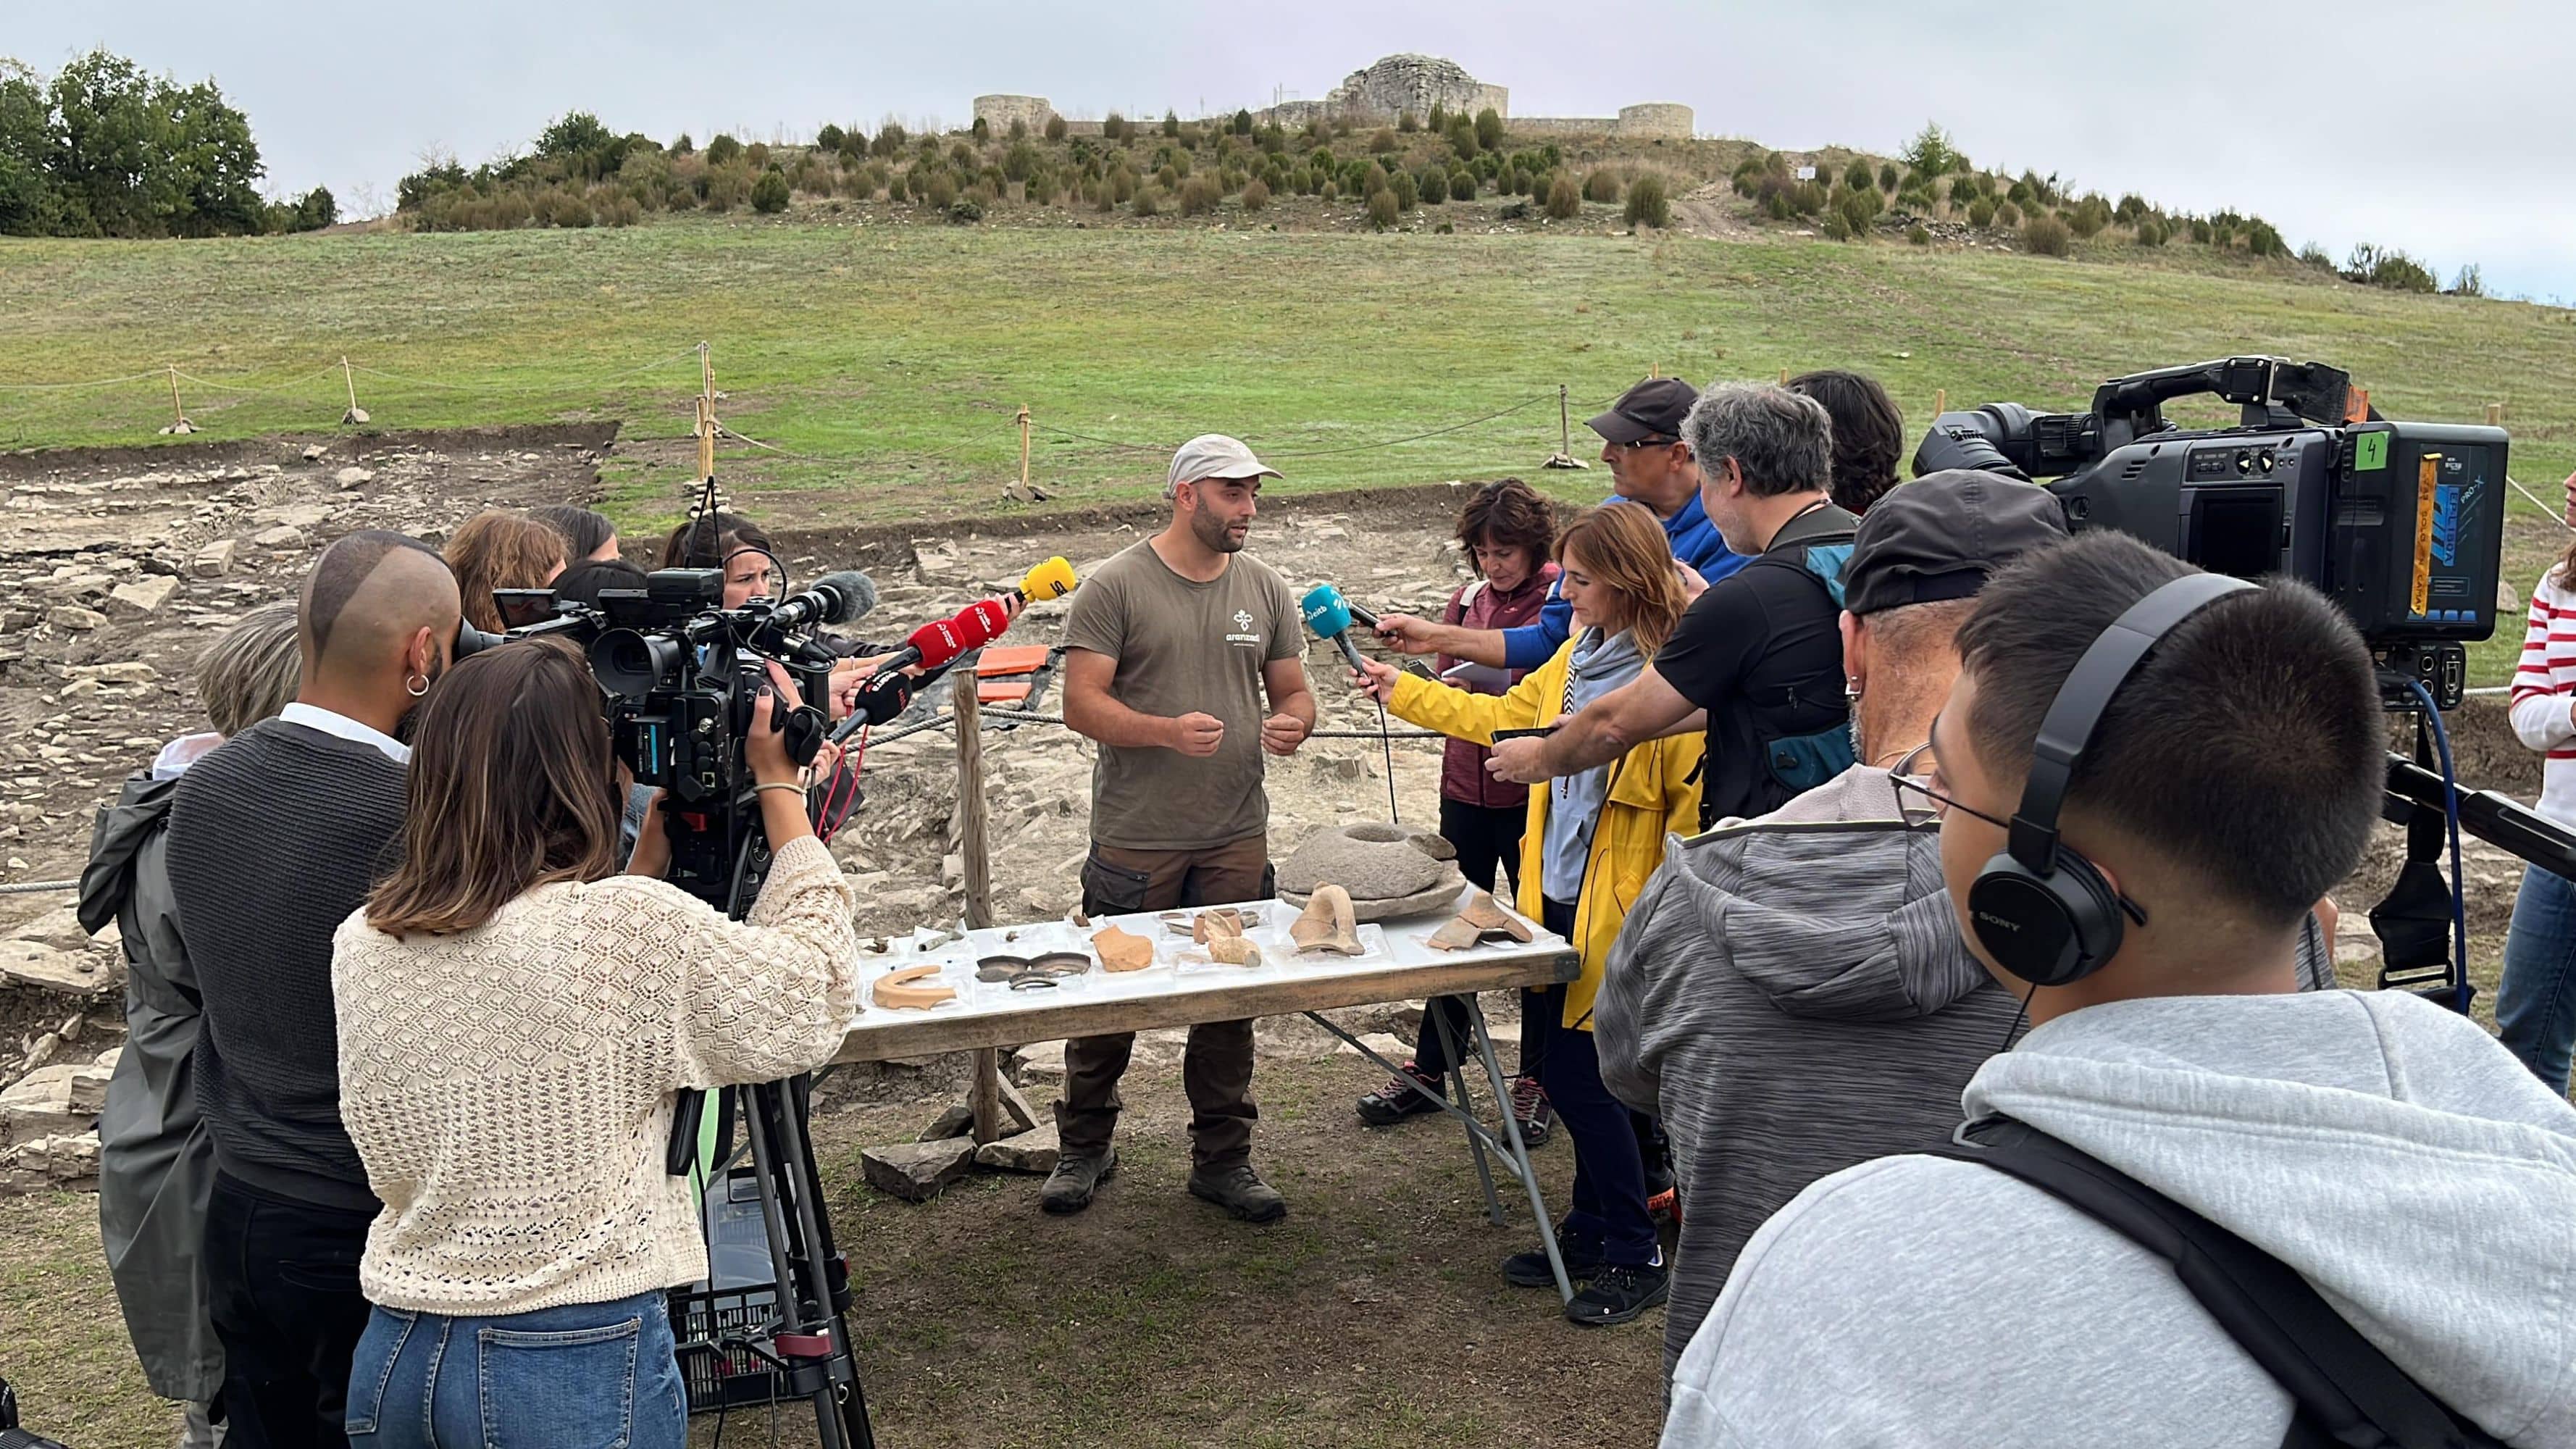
[1844,676,1862,702]
[405,673,430,698]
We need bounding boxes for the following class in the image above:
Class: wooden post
[1016,404,1032,492]
[1934,388,1947,417]
[695,342,716,481]
[339,356,369,425]
[2487,402,2504,427]
[950,669,1006,1143]
[1557,383,1571,456]
[1778,367,1789,385]
[159,365,195,435]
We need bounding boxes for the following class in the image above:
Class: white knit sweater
[330,835,858,1314]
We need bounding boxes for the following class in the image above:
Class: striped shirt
[2507,569,2576,828]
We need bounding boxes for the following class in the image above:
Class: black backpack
[1944,1117,2507,1449]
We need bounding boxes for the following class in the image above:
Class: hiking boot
[1508,1074,1555,1148]
[1039,1148,1118,1216]
[1187,1162,1288,1223]
[1355,1061,1447,1127]
[1502,1220,1604,1287]
[1564,1260,1670,1327]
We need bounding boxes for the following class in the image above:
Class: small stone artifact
[1194,908,1247,944]
[873,965,956,1009]
[1424,890,1538,951]
[1207,935,1263,966]
[1289,885,1363,956]
[1276,822,1467,922]
[1092,924,1156,972]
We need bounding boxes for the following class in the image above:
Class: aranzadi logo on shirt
[1225,607,1263,648]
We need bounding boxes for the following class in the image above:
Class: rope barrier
[0,879,80,895]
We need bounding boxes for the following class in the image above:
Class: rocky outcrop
[1323,54,1507,123]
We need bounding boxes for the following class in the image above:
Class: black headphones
[1965,573,2257,987]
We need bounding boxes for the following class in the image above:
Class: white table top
[831,884,1576,1063]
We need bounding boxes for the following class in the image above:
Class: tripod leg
[769,1080,874,1449]
[743,1085,850,1449]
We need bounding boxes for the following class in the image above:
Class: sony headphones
[1965,572,2258,987]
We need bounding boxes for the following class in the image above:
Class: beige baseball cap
[1166,434,1281,498]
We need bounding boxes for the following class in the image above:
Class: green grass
[3,214,2570,677]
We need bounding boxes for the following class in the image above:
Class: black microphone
[765,569,879,631]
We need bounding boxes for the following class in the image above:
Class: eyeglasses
[1886,742,2007,829]
[1618,435,1679,451]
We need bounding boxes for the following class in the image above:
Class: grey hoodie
[1663,989,2576,1448]
[1598,766,2337,1374]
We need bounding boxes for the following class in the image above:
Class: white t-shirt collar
[279,701,411,765]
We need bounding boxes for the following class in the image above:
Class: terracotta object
[1275,822,1468,922]
[1424,891,1536,951]
[1092,924,1155,972]
[1193,908,1247,944]
[873,965,956,1009]
[1289,885,1363,956]
[1207,935,1263,966]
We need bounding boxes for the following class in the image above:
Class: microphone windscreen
[1019,556,1078,601]
[904,597,1014,670]
[814,569,877,625]
[1299,582,1352,639]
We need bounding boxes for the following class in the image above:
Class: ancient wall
[1509,104,1695,140]
[1324,54,1507,122]
[972,94,1056,134]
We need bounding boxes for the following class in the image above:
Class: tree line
[0,49,334,239]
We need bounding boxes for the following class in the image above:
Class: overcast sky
[16,1,2575,301]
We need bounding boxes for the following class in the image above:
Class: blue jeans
[2500,864,2576,1097]
[343,1290,685,1449]
[1536,900,1658,1269]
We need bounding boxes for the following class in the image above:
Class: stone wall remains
[972,94,1057,134]
[1509,104,1694,140]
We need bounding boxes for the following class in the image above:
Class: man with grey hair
[1489,382,1857,830]
[1049,434,1315,1224]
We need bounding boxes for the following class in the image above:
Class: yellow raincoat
[1387,642,1702,1032]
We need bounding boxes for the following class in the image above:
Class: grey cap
[1166,434,1281,498]
[1841,468,2070,617]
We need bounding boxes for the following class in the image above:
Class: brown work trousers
[1057,834,1272,1169]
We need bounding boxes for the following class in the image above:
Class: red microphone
[885,597,1011,672]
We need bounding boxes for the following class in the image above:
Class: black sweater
[167,718,406,1212]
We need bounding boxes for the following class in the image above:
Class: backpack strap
[1941,1117,2501,1449]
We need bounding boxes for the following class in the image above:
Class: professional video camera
[1915,356,2508,709]
[456,564,864,904]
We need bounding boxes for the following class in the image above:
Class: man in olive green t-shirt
[1047,433,1316,1224]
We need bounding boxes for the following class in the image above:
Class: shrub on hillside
[1366,188,1399,230]
[1624,174,1669,227]
[703,162,753,211]
[1179,175,1221,215]
[1475,107,1505,150]
[1821,212,1853,241]
[672,133,695,156]
[1449,167,1475,199]
[2189,217,2214,243]
[1005,142,1040,183]
[1046,114,1067,141]
[1161,110,1180,137]
[1103,112,1128,141]
[1907,225,1931,246]
[1841,188,1882,233]
[541,185,593,227]
[1844,159,1873,191]
[1967,196,1996,227]
[1878,160,1898,192]
[1995,200,2020,227]
[2344,243,2437,293]
[1131,185,1162,217]
[948,196,984,223]
[870,122,906,158]
[1390,168,1418,209]
[1009,118,1028,141]
[1544,175,1580,220]
[1900,122,1964,177]
[2067,195,2111,238]
[2298,242,2334,270]
[816,123,845,153]
[2021,213,2071,256]
[1233,108,1253,135]
[1583,169,1621,203]
[2244,220,2286,258]
[2134,218,2167,246]
[1418,167,1447,204]
[706,133,743,166]
[1369,127,1397,153]
[1428,101,1449,133]
[745,141,771,170]
[1242,178,1270,212]
[2451,264,2485,297]
[971,117,989,141]
[1361,161,1388,196]
[1156,163,1180,190]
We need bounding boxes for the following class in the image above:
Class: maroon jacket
[1437,564,1558,809]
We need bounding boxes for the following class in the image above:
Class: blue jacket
[1500,492,1742,670]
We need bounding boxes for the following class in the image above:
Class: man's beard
[1193,510,1246,554]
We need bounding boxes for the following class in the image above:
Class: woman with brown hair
[1350,501,1702,1329]
[443,510,566,633]
[327,640,857,1448]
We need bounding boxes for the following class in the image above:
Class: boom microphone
[1018,556,1078,602]
[1300,582,1369,672]
[766,569,878,630]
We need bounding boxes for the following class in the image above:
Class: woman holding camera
[329,640,858,1448]
[1349,502,1702,1328]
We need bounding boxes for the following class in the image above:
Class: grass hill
[2,201,2569,680]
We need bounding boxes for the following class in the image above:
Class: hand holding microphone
[1300,582,1371,672]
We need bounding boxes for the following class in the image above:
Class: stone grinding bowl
[1274,821,1468,922]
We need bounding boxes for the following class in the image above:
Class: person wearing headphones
[1660,532,2576,1448]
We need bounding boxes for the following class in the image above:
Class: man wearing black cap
[1590,471,2343,1378]
[1373,377,1739,670]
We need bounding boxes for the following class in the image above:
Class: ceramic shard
[873,965,955,1010]
[1092,924,1155,972]
[1289,885,1363,956]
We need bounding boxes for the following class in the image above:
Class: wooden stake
[1016,404,1032,493]
[696,342,716,480]
[950,668,1005,1144]
[1778,367,1789,385]
[158,365,196,435]
[1934,388,1947,417]
[339,356,369,425]
[1558,383,1571,456]
[2487,402,2504,427]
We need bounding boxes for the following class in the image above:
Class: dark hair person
[1358,478,1562,1139]
[1786,369,1905,517]
[1350,501,1702,1328]
[528,502,621,564]
[329,639,858,1449]
[444,509,566,633]
[661,509,781,609]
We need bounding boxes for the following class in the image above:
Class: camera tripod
[664,807,875,1448]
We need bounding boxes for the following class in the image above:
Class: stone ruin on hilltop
[972,54,1689,141]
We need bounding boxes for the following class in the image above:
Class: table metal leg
[1428,1003,1505,1224]
[1461,996,1572,1305]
